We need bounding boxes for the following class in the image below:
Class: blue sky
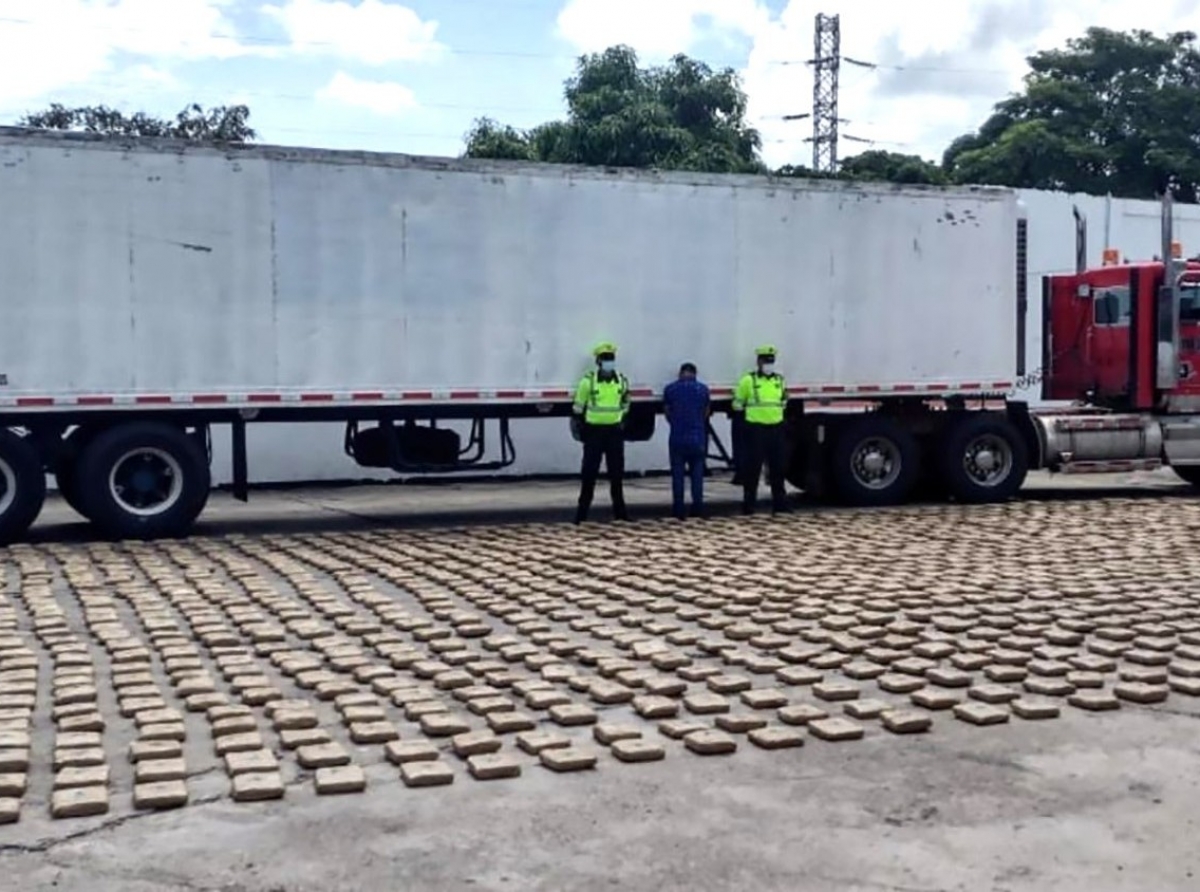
[0,1,1193,168]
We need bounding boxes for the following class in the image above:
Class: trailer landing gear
[0,429,47,545]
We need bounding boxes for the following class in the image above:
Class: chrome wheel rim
[962,433,1013,488]
[850,437,902,490]
[108,447,184,517]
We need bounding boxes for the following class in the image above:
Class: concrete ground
[3,470,1200,892]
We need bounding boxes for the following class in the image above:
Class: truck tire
[76,422,210,540]
[55,427,97,520]
[939,414,1028,503]
[0,429,48,545]
[830,416,919,506]
[1173,466,1200,487]
[55,463,87,519]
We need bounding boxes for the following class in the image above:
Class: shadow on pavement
[20,477,1198,544]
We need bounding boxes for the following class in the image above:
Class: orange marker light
[1102,248,1120,266]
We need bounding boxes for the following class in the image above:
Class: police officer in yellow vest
[732,344,790,514]
[572,341,631,524]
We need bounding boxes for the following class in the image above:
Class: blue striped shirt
[663,377,711,450]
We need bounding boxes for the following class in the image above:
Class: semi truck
[0,126,1195,544]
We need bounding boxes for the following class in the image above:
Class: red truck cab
[1044,224,1200,414]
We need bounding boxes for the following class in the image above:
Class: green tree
[464,46,766,173]
[943,28,1200,200]
[839,150,945,185]
[17,103,256,142]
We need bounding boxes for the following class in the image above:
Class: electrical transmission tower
[810,13,840,172]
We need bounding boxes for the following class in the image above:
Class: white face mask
[760,363,775,374]
[599,360,616,373]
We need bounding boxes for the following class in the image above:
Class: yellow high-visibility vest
[733,371,786,425]
[573,370,630,425]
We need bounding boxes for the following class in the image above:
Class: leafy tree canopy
[464,46,766,174]
[839,150,945,185]
[16,103,256,143]
[943,28,1200,200]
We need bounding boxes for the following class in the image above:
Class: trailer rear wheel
[830,416,919,506]
[1172,466,1200,487]
[939,414,1028,503]
[0,429,48,544]
[77,423,210,540]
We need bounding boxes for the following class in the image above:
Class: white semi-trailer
[0,127,1032,542]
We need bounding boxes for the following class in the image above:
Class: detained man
[662,362,711,519]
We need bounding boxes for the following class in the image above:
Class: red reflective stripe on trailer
[925,383,949,391]
[402,391,433,400]
[857,385,881,393]
[958,382,981,390]
[352,392,385,401]
[891,384,916,392]
[16,397,54,407]
[788,386,811,394]
[247,394,282,403]
[76,396,113,406]
[192,394,227,404]
[819,385,846,393]
[991,382,1013,390]
[450,391,479,400]
[299,393,334,402]
[541,390,571,399]
[710,387,734,396]
[135,395,173,404]
[496,390,526,399]
[629,388,655,398]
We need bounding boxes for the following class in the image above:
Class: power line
[0,12,1016,75]
[0,15,794,69]
[841,56,1008,75]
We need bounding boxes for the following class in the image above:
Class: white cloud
[316,71,417,114]
[556,0,769,60]
[262,0,443,65]
[0,0,251,112]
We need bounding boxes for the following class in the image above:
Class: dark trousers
[742,422,787,512]
[669,441,706,518]
[576,423,627,521]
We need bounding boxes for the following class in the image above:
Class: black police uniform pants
[576,423,628,520]
[742,422,787,512]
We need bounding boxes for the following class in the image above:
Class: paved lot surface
[4,472,1200,891]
